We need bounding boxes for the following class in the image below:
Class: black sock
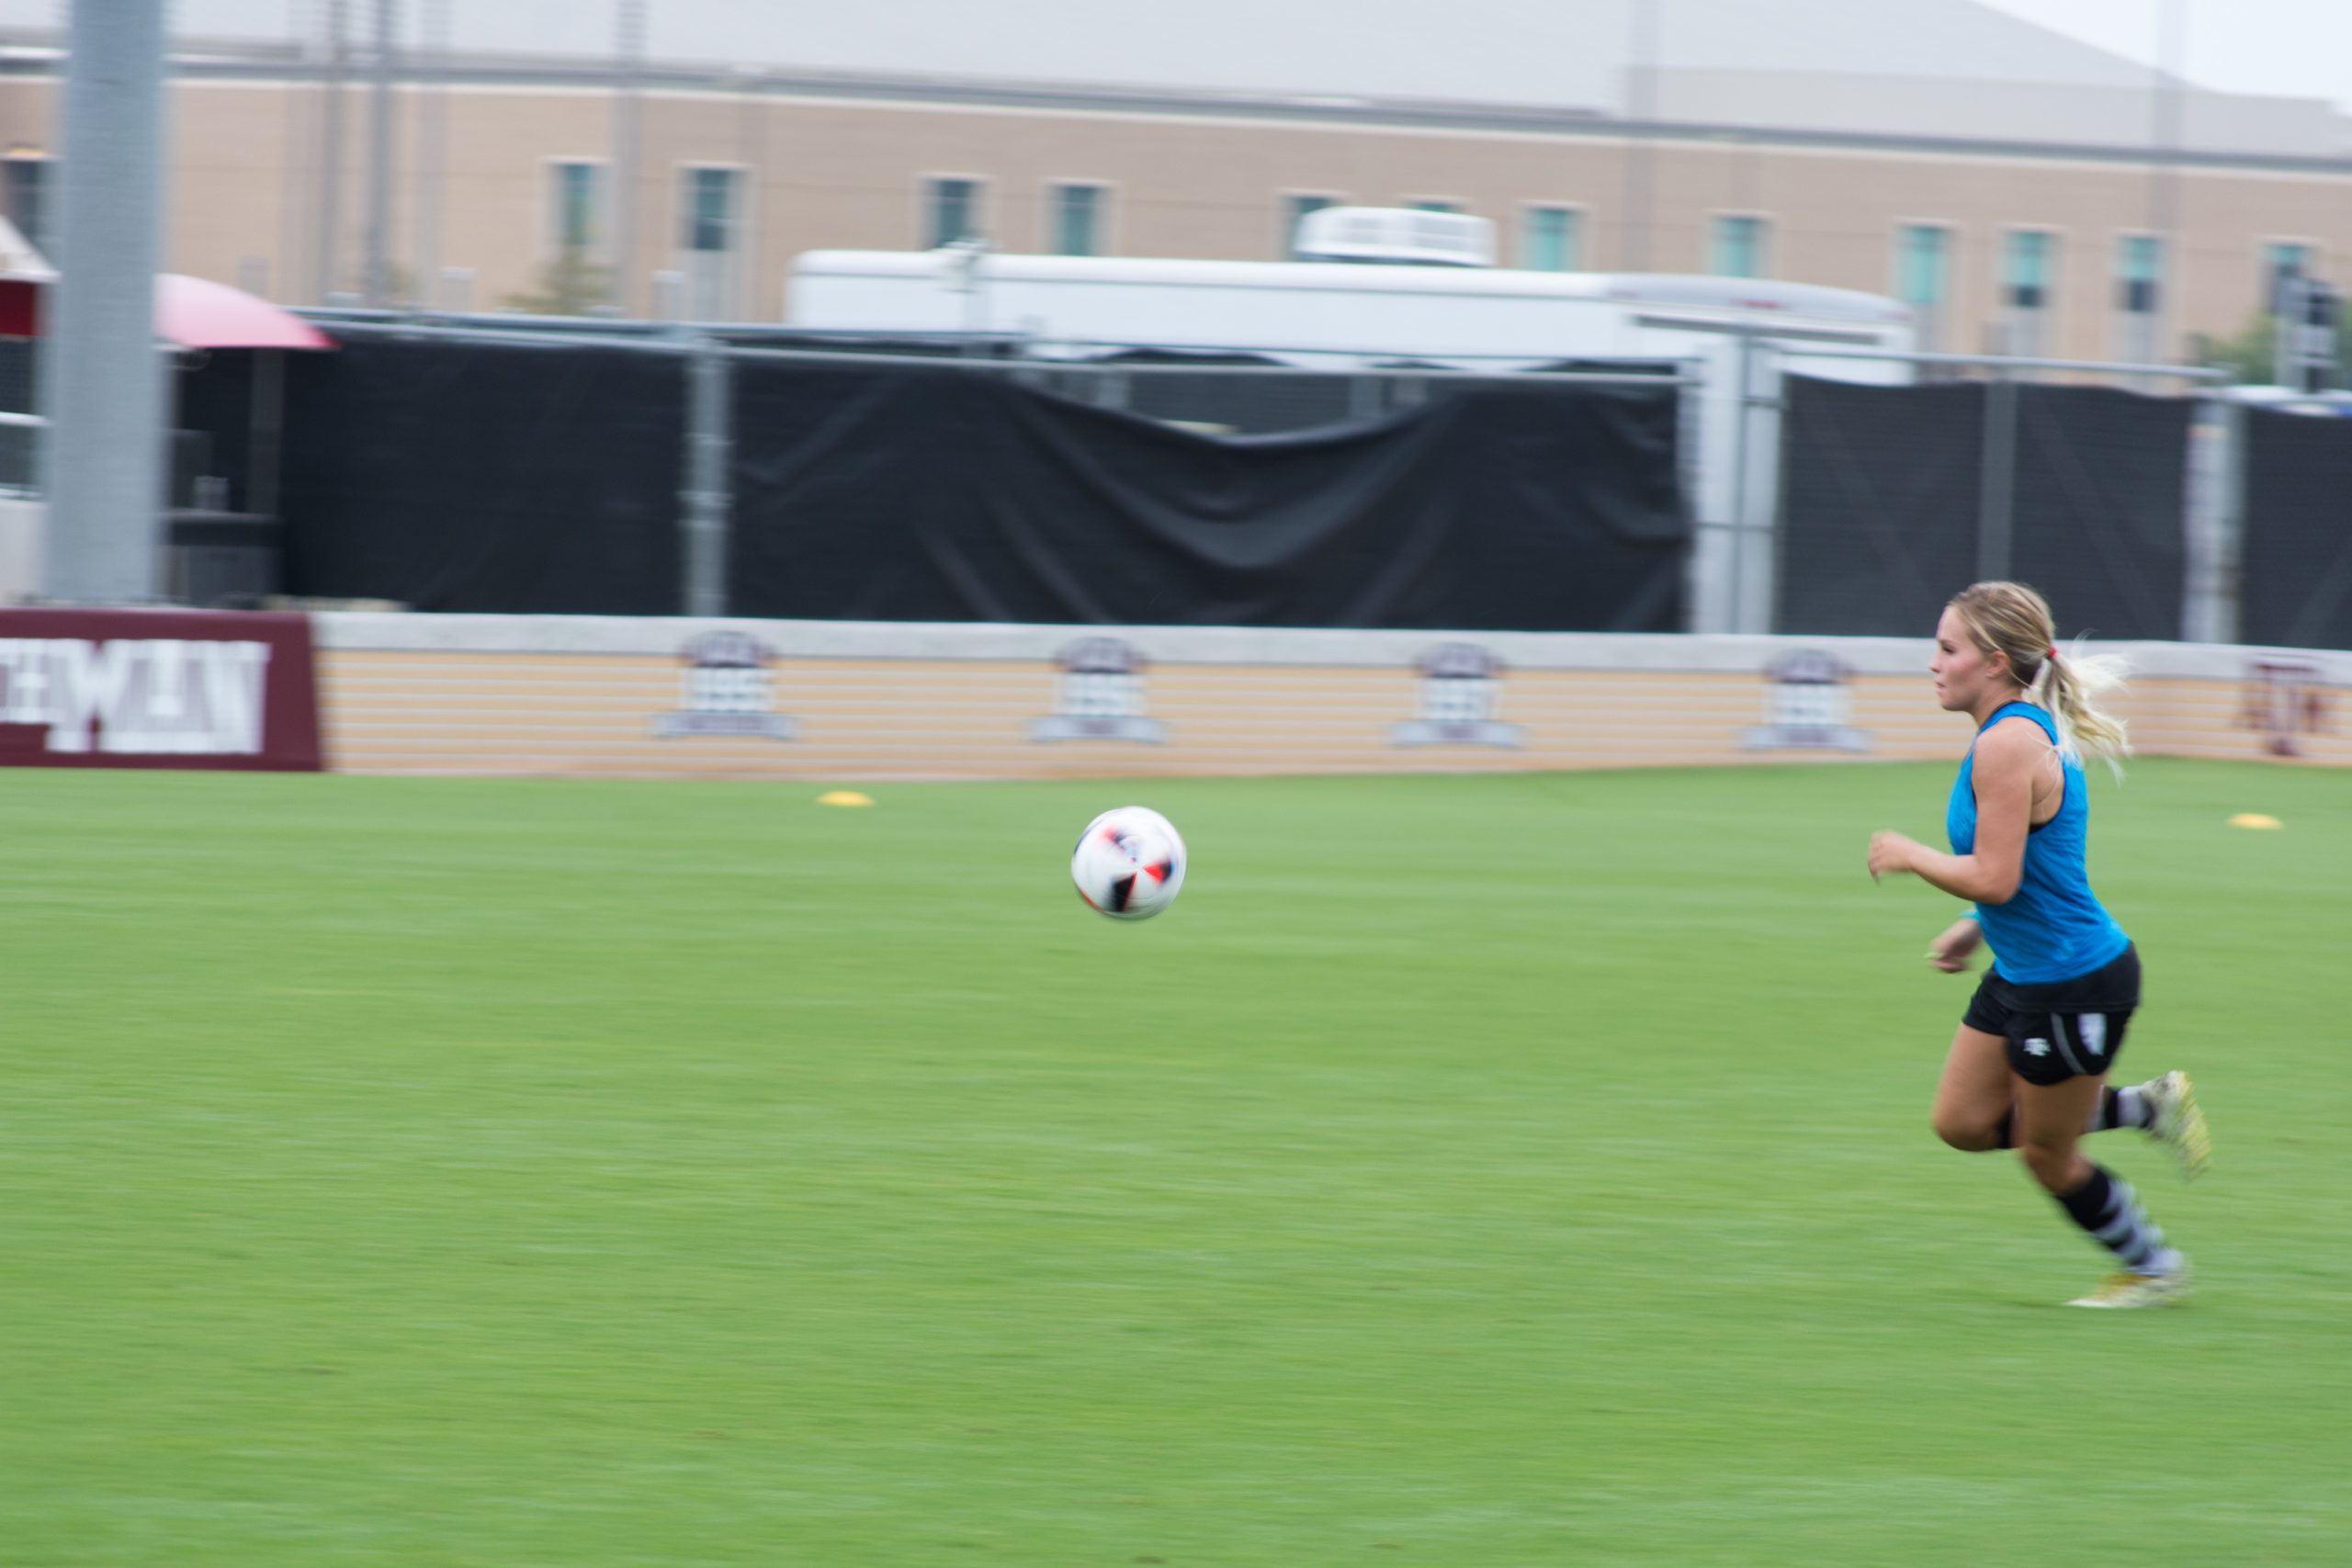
[2053,1164,2176,1274]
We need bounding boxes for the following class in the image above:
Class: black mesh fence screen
[265,337,687,613]
[727,362,1690,629]
[1777,377,2192,639]
[173,335,1687,626]
[2241,409,2352,649]
[2009,386,2189,641]
[1776,378,1984,636]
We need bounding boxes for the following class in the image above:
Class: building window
[677,167,744,321]
[1408,198,1461,213]
[1049,183,1104,257]
[4,155,51,257]
[2003,230,2055,310]
[1894,225,1951,309]
[927,176,982,249]
[1282,193,1338,258]
[1521,207,1580,272]
[2264,242,2312,307]
[1711,215,1769,278]
[550,161,604,254]
[682,167,741,254]
[2115,235,2162,316]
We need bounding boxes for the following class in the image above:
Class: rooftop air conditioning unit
[1293,206,1497,268]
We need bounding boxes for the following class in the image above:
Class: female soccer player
[1867,581,2211,1308]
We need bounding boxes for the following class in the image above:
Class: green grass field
[4,759,2346,1567]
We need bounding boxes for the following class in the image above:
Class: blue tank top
[1945,701,2129,985]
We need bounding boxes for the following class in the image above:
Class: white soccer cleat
[2066,1265,2191,1309]
[2143,1070,2212,1181]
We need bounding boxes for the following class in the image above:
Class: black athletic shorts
[1962,942,2141,1087]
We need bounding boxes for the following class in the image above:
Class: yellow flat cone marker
[2228,813,2282,829]
[818,790,874,807]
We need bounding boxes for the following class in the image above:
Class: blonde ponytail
[1948,581,2132,775]
[2033,639,2132,774]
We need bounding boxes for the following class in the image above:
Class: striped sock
[2055,1165,2180,1277]
[2089,1085,2154,1133]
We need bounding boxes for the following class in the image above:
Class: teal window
[1051,184,1103,256]
[2004,231,2055,310]
[552,162,602,252]
[683,168,741,254]
[2116,235,2162,315]
[1522,207,1580,272]
[1711,215,1768,278]
[1894,224,1950,308]
[927,176,981,248]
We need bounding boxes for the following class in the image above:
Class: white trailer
[786,214,1917,632]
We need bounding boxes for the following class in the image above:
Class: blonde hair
[1948,581,2131,773]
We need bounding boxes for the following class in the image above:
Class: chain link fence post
[681,337,731,617]
[1974,371,2018,584]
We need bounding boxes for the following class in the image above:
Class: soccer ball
[1070,806,1187,920]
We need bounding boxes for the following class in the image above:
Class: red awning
[157,274,336,351]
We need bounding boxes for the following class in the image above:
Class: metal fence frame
[0,310,2284,640]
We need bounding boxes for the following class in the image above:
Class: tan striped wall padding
[313,617,2351,780]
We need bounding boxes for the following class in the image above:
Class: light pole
[2144,0,2187,369]
[363,0,399,306]
[610,0,646,316]
[40,0,168,602]
[413,0,448,309]
[314,0,348,301]
[1620,0,1660,273]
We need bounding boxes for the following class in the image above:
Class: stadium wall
[311,615,2349,779]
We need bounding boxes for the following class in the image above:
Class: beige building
[0,3,2346,366]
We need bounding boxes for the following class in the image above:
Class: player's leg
[1929,1024,2014,1152]
[2013,1015,2188,1307]
[2012,1069,2105,1196]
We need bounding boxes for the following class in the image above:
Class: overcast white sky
[1977,1,2352,110]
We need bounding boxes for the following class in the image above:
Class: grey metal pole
[737,71,763,322]
[40,0,169,604]
[1739,339,1786,634]
[412,0,447,312]
[2144,0,2186,374]
[277,12,319,302]
[680,339,731,616]
[1725,332,1761,631]
[363,0,399,305]
[2183,394,2245,644]
[1619,0,1659,272]
[314,0,348,300]
[412,0,447,306]
[1975,373,2019,584]
[610,0,645,316]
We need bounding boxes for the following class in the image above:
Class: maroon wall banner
[0,609,323,771]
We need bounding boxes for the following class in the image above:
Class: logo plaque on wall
[653,630,797,739]
[1391,642,1523,749]
[1742,649,1870,752]
[1030,637,1165,743]
[2239,658,2327,757]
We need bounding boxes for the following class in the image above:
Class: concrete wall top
[311,613,2352,684]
